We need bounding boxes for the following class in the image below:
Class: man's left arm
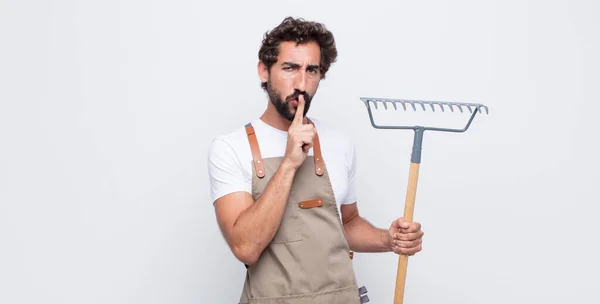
[341,202,424,255]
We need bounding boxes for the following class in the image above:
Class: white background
[1,0,599,303]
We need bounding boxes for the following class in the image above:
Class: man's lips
[290,99,299,106]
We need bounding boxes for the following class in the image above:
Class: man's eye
[308,69,318,74]
[283,66,292,71]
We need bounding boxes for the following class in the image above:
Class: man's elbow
[232,244,261,266]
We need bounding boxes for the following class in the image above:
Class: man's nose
[294,70,307,92]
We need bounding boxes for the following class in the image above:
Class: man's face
[262,41,322,121]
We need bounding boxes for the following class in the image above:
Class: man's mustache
[285,90,310,103]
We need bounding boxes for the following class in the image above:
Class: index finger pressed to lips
[293,95,305,125]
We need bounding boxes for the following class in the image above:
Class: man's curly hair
[259,17,338,90]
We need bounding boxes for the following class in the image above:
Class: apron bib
[238,122,364,304]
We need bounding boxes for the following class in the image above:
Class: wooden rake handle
[394,162,420,304]
[394,127,425,304]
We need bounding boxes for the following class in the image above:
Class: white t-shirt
[208,117,357,209]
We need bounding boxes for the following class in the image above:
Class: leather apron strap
[244,123,265,178]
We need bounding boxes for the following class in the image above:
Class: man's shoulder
[212,124,247,145]
[208,121,254,159]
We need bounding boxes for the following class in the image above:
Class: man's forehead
[277,41,321,64]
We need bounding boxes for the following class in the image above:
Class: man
[208,17,424,304]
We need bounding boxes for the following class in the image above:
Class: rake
[359,97,489,304]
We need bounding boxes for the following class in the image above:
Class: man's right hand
[283,95,316,170]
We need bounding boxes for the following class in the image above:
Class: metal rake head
[360,97,489,133]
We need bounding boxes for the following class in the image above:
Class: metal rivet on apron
[300,203,304,207]
[317,168,322,171]
[257,160,261,164]
[259,170,263,174]
[318,200,322,205]
[316,157,320,161]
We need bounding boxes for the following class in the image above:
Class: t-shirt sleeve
[207,137,251,204]
[341,138,358,205]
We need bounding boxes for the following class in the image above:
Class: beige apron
[238,122,369,304]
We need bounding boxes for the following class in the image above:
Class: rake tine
[429,103,435,112]
[373,101,379,110]
[457,105,463,113]
[410,102,416,111]
[383,101,388,110]
[420,103,426,111]
[400,101,407,111]
[479,105,489,114]
[361,98,369,110]
[438,103,445,112]
[448,104,454,112]
[392,102,398,110]
[467,105,473,113]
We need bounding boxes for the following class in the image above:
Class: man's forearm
[343,215,392,253]
[230,161,296,263]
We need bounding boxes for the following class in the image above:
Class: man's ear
[257,61,269,84]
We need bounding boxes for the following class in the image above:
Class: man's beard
[266,82,312,122]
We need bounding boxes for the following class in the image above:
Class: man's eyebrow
[282,62,301,67]
[282,62,320,70]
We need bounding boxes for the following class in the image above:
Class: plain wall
[1,0,599,303]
